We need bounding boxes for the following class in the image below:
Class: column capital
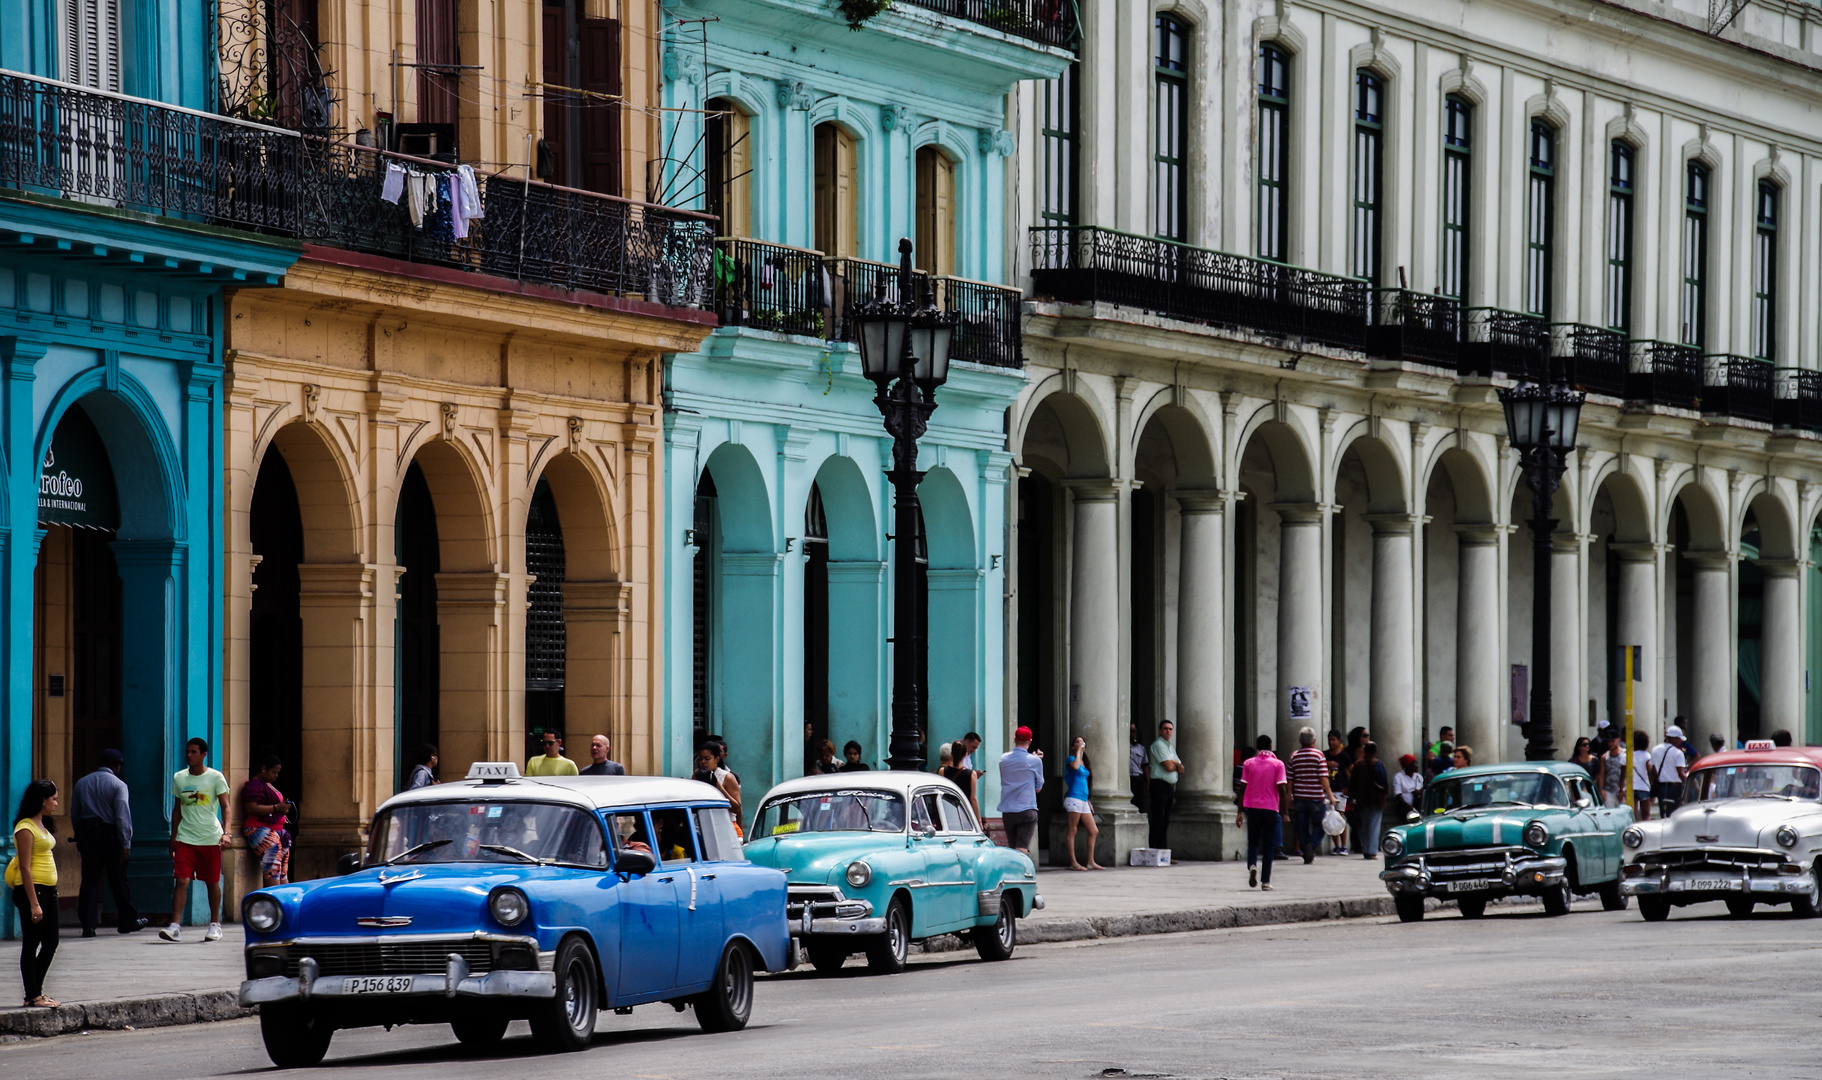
[1364,512,1422,536]
[1608,541,1665,564]
[297,562,379,598]
[1453,524,1501,546]
[1062,479,1125,502]
[1757,557,1807,579]
[1683,550,1734,571]
[1173,490,1225,514]
[1269,501,1328,524]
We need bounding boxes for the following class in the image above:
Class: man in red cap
[998,726,1045,855]
[1391,752,1424,819]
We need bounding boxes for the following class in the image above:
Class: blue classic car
[742,772,1043,974]
[237,765,788,1066]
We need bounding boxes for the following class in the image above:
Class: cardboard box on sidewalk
[1130,847,1171,866]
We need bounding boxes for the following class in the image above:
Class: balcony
[1775,369,1822,433]
[1551,324,1628,398]
[1029,226,1368,353]
[1703,355,1773,425]
[1459,308,1547,381]
[896,0,1077,49]
[715,238,828,336]
[1626,342,1701,410]
[0,69,715,307]
[1367,289,1458,367]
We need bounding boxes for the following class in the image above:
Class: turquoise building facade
[658,0,1071,804]
[1,4,298,926]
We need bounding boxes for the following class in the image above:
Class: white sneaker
[204,922,223,942]
[158,923,182,942]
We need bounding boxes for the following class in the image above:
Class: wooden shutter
[541,2,568,182]
[416,0,458,126]
[834,127,857,257]
[726,108,752,238]
[934,149,954,276]
[579,17,622,196]
[915,147,936,273]
[814,123,836,255]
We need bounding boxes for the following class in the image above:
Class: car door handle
[658,876,675,883]
[942,838,956,845]
[701,873,717,880]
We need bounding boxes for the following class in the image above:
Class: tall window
[1682,162,1709,349]
[1605,142,1634,333]
[1440,95,1471,300]
[1525,120,1555,318]
[417,0,460,126]
[703,98,751,237]
[1038,62,1079,227]
[915,146,956,276]
[1257,44,1289,261]
[1153,17,1189,240]
[63,0,122,92]
[1351,70,1383,283]
[813,122,858,258]
[1754,181,1779,362]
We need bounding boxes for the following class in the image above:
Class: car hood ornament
[357,916,413,928]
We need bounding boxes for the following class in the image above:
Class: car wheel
[1792,872,1821,918]
[806,943,848,974]
[451,1017,510,1049]
[695,941,754,1033]
[1541,882,1571,917]
[974,895,1017,962]
[1456,897,1487,919]
[529,936,598,1053]
[1638,896,1671,922]
[1394,895,1424,923]
[1725,897,1755,919]
[259,1004,334,1068]
[1598,878,1629,911]
[865,897,910,974]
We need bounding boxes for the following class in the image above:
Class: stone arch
[919,467,975,571]
[1235,411,1317,503]
[1592,467,1652,545]
[1016,383,1112,480]
[1332,424,1408,514]
[1741,484,1797,561]
[38,373,181,542]
[701,441,775,552]
[695,439,781,787]
[1668,474,1728,553]
[1130,395,1218,489]
[409,437,496,574]
[1426,443,1496,524]
[920,466,981,742]
[535,450,619,583]
[809,453,878,563]
[807,453,883,769]
[263,419,362,564]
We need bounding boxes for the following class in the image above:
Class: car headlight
[488,887,530,927]
[1777,825,1800,849]
[1381,832,1404,858]
[845,860,873,888]
[1523,821,1549,848]
[245,895,282,934]
[1622,826,1644,849]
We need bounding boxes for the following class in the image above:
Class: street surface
[5,901,1820,1079]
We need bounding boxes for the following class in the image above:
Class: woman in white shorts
[1062,736,1102,870]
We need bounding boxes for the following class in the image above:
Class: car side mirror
[614,849,656,876]
[1404,810,1421,825]
[336,852,364,876]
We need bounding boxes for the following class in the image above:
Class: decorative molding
[880,103,908,133]
[301,382,321,416]
[440,401,458,440]
[1348,35,1401,82]
[776,79,811,111]
[1439,54,1488,105]
[662,47,703,85]
[1254,14,1307,54]
[568,415,585,455]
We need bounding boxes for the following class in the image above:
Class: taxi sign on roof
[1744,739,1776,751]
[466,761,522,780]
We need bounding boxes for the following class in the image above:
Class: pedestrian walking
[240,754,295,888]
[704,741,743,824]
[160,737,231,943]
[1128,723,1149,815]
[1631,731,1654,819]
[1598,730,1626,808]
[1062,736,1102,871]
[1571,737,1598,783]
[1235,735,1287,890]
[70,748,146,935]
[1649,726,1690,816]
[1147,720,1182,850]
[7,779,61,1007]
[1285,727,1333,864]
[839,740,872,771]
[954,732,983,771]
[693,746,741,819]
[997,726,1044,856]
[579,734,627,776]
[526,730,579,776]
[1391,754,1424,819]
[1349,742,1389,858]
[1325,731,1350,855]
[406,743,438,790]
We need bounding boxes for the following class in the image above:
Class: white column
[1613,544,1661,743]
[1175,495,1227,800]
[1687,552,1734,750]
[1761,559,1803,740]
[1368,515,1419,759]
[1455,526,1502,759]
[1551,535,1585,758]
[1273,503,1326,757]
[1069,483,1123,807]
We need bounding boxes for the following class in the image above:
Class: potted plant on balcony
[835,0,891,28]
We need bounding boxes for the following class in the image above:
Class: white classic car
[1619,743,1822,921]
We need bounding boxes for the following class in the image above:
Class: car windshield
[1684,764,1822,803]
[367,800,608,867]
[1424,772,1567,814]
[750,791,906,838]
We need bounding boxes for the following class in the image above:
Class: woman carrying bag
[6,779,62,1007]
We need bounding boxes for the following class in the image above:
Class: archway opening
[525,477,566,760]
[803,481,829,767]
[248,446,304,803]
[395,461,440,788]
[1739,509,1764,742]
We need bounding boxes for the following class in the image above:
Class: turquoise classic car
[1380,760,1632,921]
[743,772,1044,974]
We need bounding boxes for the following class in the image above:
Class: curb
[0,990,252,1040]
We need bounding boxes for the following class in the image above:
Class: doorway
[540,0,621,194]
[248,448,305,798]
[395,461,441,788]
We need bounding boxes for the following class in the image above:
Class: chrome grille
[280,939,495,978]
[1635,848,1790,872]
[1422,848,1522,879]
[786,886,842,919]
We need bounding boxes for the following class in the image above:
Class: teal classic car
[743,772,1043,974]
[1380,760,1632,921]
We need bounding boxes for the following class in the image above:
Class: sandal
[27,995,60,1008]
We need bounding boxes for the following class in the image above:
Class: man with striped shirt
[1286,727,1334,864]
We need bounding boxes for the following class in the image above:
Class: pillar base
[1050,802,1149,868]
[1169,794,1242,860]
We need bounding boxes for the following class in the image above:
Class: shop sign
[38,406,119,530]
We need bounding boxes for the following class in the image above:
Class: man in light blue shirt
[998,726,1045,854]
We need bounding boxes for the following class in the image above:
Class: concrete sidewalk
[0,853,1397,1039]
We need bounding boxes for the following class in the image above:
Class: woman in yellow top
[6,778,61,1007]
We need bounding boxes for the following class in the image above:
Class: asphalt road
[6,899,1822,1079]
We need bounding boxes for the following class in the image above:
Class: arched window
[1351,70,1383,283]
[1754,180,1779,362]
[1525,120,1556,318]
[915,145,956,275]
[1153,16,1190,240]
[704,98,752,237]
[814,122,859,257]
[1606,142,1634,334]
[1257,44,1290,261]
[1682,162,1709,349]
[1440,95,1471,300]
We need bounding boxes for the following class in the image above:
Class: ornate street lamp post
[1500,375,1584,761]
[852,238,958,771]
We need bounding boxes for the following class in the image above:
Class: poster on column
[1287,686,1311,721]
[1510,665,1528,728]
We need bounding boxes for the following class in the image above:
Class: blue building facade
[1,6,297,926]
[658,0,1071,806]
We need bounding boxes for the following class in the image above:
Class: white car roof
[757,770,966,803]
[379,775,729,813]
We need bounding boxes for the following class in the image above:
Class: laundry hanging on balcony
[406,171,438,227]
[380,162,406,204]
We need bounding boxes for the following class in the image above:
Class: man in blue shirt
[998,726,1045,855]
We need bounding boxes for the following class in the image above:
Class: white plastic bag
[1321,807,1347,836]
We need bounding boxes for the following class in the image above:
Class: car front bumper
[239,954,555,1006]
[788,892,884,937]
[1620,862,1815,900]
[1380,853,1568,900]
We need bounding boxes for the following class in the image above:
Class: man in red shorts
[159,737,232,942]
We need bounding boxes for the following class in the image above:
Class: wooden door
[416,0,459,126]
[579,16,621,196]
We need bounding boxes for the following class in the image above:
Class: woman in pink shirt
[1235,734,1289,889]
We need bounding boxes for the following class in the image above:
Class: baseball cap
[1014,726,1033,742]
[1665,725,1684,739]
[1398,753,1418,766]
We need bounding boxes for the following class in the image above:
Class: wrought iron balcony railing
[1703,355,1773,425]
[1774,368,1822,433]
[1626,341,1701,410]
[0,69,715,307]
[896,0,1077,49]
[715,238,827,336]
[937,275,1023,368]
[1029,226,1368,353]
[1459,308,1547,381]
[1551,324,1628,398]
[830,256,931,343]
[1366,289,1458,367]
